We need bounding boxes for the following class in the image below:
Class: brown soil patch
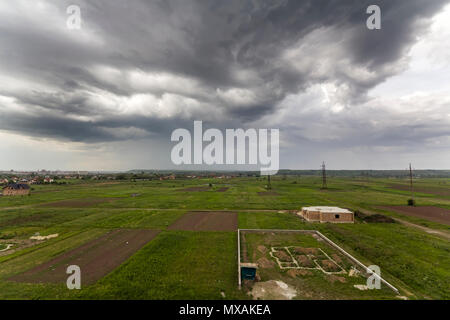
[257,257,275,268]
[273,250,292,262]
[320,259,340,272]
[257,245,267,254]
[216,187,229,192]
[10,229,159,285]
[379,206,450,225]
[295,255,314,267]
[177,186,210,192]
[389,184,450,197]
[355,211,396,223]
[293,247,319,255]
[287,269,312,278]
[331,254,342,264]
[167,211,237,231]
[257,192,279,196]
[40,198,118,208]
[250,280,297,300]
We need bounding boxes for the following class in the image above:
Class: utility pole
[267,174,272,190]
[321,161,327,189]
[409,163,414,200]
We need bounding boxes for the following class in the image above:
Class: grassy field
[0,175,449,299]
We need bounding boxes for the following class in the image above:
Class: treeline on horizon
[2,169,449,180]
[127,169,450,178]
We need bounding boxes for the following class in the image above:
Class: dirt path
[0,205,34,211]
[391,217,450,241]
[379,205,450,225]
[357,206,450,241]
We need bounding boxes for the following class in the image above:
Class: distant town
[1,169,450,187]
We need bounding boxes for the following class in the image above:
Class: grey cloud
[0,0,448,144]
[269,92,450,153]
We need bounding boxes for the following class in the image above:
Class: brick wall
[320,212,354,223]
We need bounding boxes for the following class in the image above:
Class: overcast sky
[0,0,449,171]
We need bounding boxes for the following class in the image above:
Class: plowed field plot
[168,211,237,231]
[380,206,450,225]
[10,229,159,285]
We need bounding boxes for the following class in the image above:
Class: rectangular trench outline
[269,246,347,275]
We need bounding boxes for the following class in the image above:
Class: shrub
[407,198,416,206]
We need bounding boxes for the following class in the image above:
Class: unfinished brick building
[298,206,354,223]
[2,183,30,196]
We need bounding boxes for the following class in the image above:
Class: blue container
[241,266,257,280]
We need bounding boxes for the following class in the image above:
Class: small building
[298,206,354,223]
[2,183,31,196]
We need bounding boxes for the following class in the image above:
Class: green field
[0,176,449,299]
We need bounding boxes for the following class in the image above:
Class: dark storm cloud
[0,107,191,143]
[0,0,448,143]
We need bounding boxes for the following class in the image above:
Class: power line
[321,161,327,189]
[409,163,414,200]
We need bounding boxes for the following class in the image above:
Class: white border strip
[237,229,241,288]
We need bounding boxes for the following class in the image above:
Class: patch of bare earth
[293,247,319,255]
[295,255,314,267]
[331,253,343,264]
[257,257,275,268]
[250,280,297,300]
[10,229,159,285]
[216,187,229,192]
[379,206,450,225]
[273,250,292,262]
[257,245,267,254]
[287,269,312,278]
[0,239,43,257]
[320,260,340,272]
[167,211,238,231]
